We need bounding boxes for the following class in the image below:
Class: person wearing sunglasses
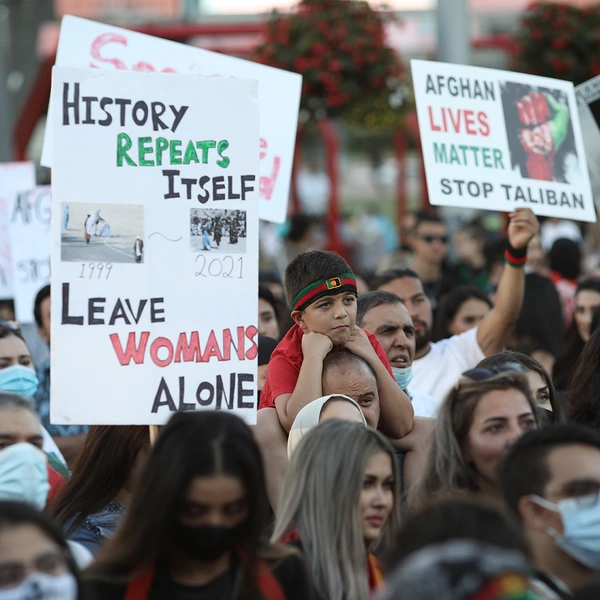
[372,208,540,405]
[407,213,460,308]
[499,424,600,597]
[408,366,538,507]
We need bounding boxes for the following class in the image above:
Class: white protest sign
[50,66,260,426]
[0,163,36,300]
[42,15,302,224]
[412,60,596,222]
[575,76,600,209]
[9,186,52,323]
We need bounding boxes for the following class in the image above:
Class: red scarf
[123,561,285,600]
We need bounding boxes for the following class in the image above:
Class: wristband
[505,242,527,268]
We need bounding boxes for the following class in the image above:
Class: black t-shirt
[85,554,317,600]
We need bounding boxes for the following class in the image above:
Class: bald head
[322,352,380,428]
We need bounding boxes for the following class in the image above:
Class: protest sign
[0,163,36,300]
[412,60,596,222]
[9,186,51,323]
[50,66,260,426]
[575,76,600,209]
[42,15,302,224]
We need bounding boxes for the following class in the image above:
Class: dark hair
[567,327,600,427]
[591,305,600,338]
[370,269,421,291]
[33,285,51,329]
[286,214,317,243]
[555,277,600,390]
[499,424,600,521]
[284,251,353,309]
[0,501,81,596]
[549,238,581,280]
[258,285,279,321]
[259,271,283,287]
[386,496,526,573]
[0,324,25,342]
[52,426,150,535]
[457,222,486,242]
[478,351,563,423]
[414,212,444,230]
[433,286,492,341]
[322,350,378,384]
[86,412,289,596]
[356,290,403,327]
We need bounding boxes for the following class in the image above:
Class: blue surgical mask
[0,572,77,600]
[0,365,39,397]
[392,366,413,390]
[532,494,600,570]
[0,443,49,510]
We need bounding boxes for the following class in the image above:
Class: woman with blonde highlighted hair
[273,420,400,600]
[409,366,538,508]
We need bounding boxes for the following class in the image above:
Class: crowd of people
[2,205,600,599]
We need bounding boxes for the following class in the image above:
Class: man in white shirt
[372,208,539,404]
[357,291,438,416]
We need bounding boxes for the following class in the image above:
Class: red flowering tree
[514,2,600,84]
[253,0,411,129]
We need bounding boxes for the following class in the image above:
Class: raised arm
[477,208,540,356]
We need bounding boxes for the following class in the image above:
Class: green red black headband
[290,273,357,311]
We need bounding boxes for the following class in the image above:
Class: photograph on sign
[190,209,247,254]
[9,186,51,323]
[411,60,596,222]
[41,15,302,224]
[50,66,260,427]
[60,203,144,264]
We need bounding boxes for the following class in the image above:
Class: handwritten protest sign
[9,187,51,322]
[0,163,36,300]
[412,60,596,222]
[50,66,259,426]
[576,76,600,209]
[42,15,301,224]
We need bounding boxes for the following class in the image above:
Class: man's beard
[414,323,430,351]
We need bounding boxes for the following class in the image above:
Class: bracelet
[505,245,527,268]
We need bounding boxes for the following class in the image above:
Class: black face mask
[172,522,246,561]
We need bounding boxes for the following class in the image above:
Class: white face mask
[0,572,77,600]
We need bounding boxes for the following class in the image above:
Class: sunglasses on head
[455,363,524,390]
[0,320,21,334]
[420,234,448,244]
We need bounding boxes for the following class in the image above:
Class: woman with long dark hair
[84,411,315,599]
[433,286,492,341]
[554,278,600,391]
[51,426,149,555]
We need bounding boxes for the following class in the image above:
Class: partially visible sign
[42,15,302,224]
[576,75,600,209]
[9,187,51,323]
[0,163,36,300]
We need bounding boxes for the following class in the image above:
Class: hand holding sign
[507,208,540,250]
[517,92,570,181]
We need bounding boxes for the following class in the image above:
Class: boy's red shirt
[259,324,394,410]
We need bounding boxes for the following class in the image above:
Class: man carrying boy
[256,250,414,509]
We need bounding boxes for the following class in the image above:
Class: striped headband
[290,273,357,311]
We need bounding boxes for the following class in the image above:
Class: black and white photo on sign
[61,202,145,264]
[190,208,247,254]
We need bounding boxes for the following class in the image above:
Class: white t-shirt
[407,388,439,417]
[411,328,485,405]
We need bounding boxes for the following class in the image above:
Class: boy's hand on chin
[341,326,378,362]
[301,331,333,359]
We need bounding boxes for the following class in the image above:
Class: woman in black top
[84,411,316,600]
